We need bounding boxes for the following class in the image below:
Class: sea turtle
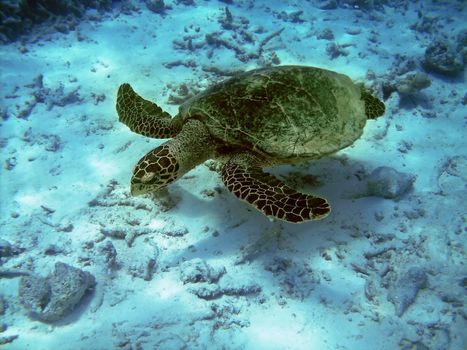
[116,65,385,223]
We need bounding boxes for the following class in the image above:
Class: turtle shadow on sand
[149,154,383,266]
[116,65,385,224]
[398,92,432,110]
[170,154,377,223]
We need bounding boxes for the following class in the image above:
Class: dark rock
[44,244,63,256]
[326,42,349,59]
[0,0,115,43]
[0,239,23,257]
[155,335,187,349]
[317,28,334,41]
[127,255,158,280]
[48,85,83,110]
[367,166,415,199]
[438,155,467,194]
[221,280,261,296]
[264,256,292,274]
[18,275,51,317]
[345,27,361,35]
[456,30,467,64]
[189,284,222,300]
[288,10,305,23]
[101,228,126,239]
[144,258,157,281]
[99,241,118,269]
[364,279,378,301]
[460,277,467,288]
[18,262,95,322]
[57,223,74,232]
[342,0,387,10]
[0,239,12,257]
[457,30,467,49]
[219,7,235,30]
[189,278,261,300]
[176,0,194,5]
[0,138,8,148]
[445,155,466,178]
[4,157,17,170]
[276,10,305,23]
[162,226,188,237]
[0,269,30,278]
[146,0,167,14]
[126,243,159,280]
[423,40,464,77]
[392,55,418,76]
[210,302,249,328]
[388,267,428,317]
[26,79,83,113]
[180,258,225,284]
[44,134,62,152]
[410,14,438,35]
[439,292,462,306]
[395,72,431,95]
[0,335,18,346]
[45,262,95,320]
[0,296,6,315]
[319,0,338,10]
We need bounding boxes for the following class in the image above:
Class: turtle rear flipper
[116,83,180,138]
[221,153,331,223]
[361,89,385,119]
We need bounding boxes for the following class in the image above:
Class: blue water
[0,1,466,349]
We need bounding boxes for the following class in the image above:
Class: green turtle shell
[175,65,367,161]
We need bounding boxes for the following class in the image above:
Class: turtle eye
[141,172,156,183]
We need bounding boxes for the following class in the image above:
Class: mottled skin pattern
[116,65,385,223]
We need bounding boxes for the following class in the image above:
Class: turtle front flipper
[221,153,331,223]
[116,83,181,138]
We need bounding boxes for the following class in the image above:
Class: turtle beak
[130,183,144,196]
[130,176,149,196]
[130,169,152,195]
[130,174,161,196]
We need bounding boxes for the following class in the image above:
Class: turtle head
[130,120,217,196]
[130,144,180,195]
